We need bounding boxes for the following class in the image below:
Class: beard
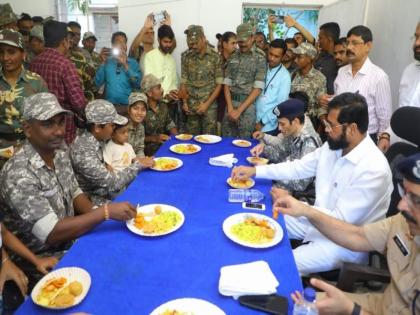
[414,45,420,62]
[327,128,349,150]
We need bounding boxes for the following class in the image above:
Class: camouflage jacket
[223,46,266,96]
[0,141,80,255]
[81,48,101,70]
[70,48,96,101]
[262,116,322,192]
[291,67,327,118]
[144,102,176,155]
[128,121,145,157]
[181,46,223,107]
[0,68,48,145]
[70,130,142,206]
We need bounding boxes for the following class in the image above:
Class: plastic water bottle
[228,189,264,203]
[293,287,319,315]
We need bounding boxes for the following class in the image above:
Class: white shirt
[334,57,392,134]
[256,136,392,242]
[399,60,420,108]
[103,141,136,172]
[143,48,178,96]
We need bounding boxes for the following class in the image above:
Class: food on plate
[234,140,251,147]
[36,277,83,307]
[134,206,182,234]
[172,144,199,154]
[195,135,211,143]
[0,147,13,159]
[159,310,190,315]
[247,156,268,165]
[230,216,276,244]
[227,177,253,189]
[176,134,193,141]
[153,158,179,170]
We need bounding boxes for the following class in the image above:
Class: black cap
[273,99,305,119]
[397,153,420,184]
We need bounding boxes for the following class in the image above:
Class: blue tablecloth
[17,137,302,315]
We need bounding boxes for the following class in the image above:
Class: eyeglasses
[345,40,365,47]
[398,182,420,209]
[322,120,345,132]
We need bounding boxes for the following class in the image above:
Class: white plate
[31,267,91,310]
[226,177,255,189]
[150,298,226,315]
[151,157,183,171]
[175,134,193,141]
[169,144,201,155]
[223,213,283,249]
[232,139,252,148]
[194,134,222,144]
[127,204,185,237]
[246,156,269,165]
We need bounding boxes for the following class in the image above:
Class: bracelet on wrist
[104,203,110,221]
[351,302,361,315]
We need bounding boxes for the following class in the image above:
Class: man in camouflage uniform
[0,29,48,169]
[142,74,178,156]
[0,3,18,31]
[70,99,152,206]
[0,93,137,283]
[181,25,223,135]
[127,92,147,156]
[222,23,266,138]
[26,24,44,65]
[81,31,102,70]
[290,42,327,130]
[251,99,321,202]
[68,23,96,101]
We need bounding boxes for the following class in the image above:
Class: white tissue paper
[219,260,279,299]
[209,153,238,168]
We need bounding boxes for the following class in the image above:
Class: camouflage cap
[187,25,204,44]
[128,92,147,107]
[236,23,253,41]
[30,25,44,41]
[0,29,24,49]
[141,74,162,93]
[85,99,128,125]
[291,42,317,58]
[23,93,72,121]
[0,4,17,27]
[83,31,97,41]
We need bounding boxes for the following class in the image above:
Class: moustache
[346,50,355,56]
[401,210,418,224]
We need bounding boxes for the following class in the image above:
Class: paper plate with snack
[31,267,91,309]
[226,177,255,189]
[246,156,269,165]
[232,139,252,148]
[127,204,185,237]
[223,213,283,249]
[194,134,222,144]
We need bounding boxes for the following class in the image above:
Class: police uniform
[0,93,77,256]
[70,99,143,206]
[181,25,223,135]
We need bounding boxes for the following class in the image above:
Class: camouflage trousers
[185,102,217,135]
[221,100,256,138]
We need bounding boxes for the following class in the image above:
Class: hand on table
[231,166,256,181]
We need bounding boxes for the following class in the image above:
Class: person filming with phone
[95,31,142,113]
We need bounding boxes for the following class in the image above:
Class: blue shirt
[256,64,291,132]
[95,57,141,105]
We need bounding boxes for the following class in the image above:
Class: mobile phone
[274,15,284,24]
[153,10,166,24]
[239,294,288,315]
[3,280,24,310]
[112,47,120,56]
[242,202,265,211]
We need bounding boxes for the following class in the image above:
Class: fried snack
[272,209,279,220]
[235,140,251,147]
[69,281,83,296]
[228,178,253,189]
[154,205,162,214]
[36,277,83,308]
[154,158,179,171]
[248,157,269,165]
[53,293,75,307]
[231,216,276,244]
[173,144,198,154]
[195,135,210,143]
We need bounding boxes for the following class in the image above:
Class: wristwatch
[351,302,361,315]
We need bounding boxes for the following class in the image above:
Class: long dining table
[17,136,303,315]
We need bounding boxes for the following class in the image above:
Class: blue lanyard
[263,65,282,94]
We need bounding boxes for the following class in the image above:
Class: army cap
[0,4,17,27]
[236,23,253,41]
[30,25,44,41]
[141,74,162,93]
[23,93,72,121]
[187,25,204,44]
[397,153,420,184]
[85,99,128,125]
[128,92,147,107]
[291,42,317,58]
[273,98,305,119]
[0,29,24,49]
[83,31,97,41]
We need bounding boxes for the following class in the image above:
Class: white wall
[2,0,56,18]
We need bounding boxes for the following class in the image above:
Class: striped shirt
[334,57,392,134]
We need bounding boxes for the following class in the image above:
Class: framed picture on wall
[242,4,321,40]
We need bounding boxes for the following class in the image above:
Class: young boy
[103,123,137,172]
[127,92,147,157]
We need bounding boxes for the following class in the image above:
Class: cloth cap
[291,42,317,58]
[23,93,72,121]
[0,28,23,49]
[397,153,420,184]
[85,99,128,125]
[273,98,305,119]
[236,23,253,41]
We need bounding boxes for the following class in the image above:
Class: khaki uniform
[181,46,223,135]
[222,46,266,138]
[347,214,420,315]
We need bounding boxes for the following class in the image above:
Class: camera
[274,15,284,24]
[153,10,167,25]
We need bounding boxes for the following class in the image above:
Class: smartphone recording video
[153,10,167,25]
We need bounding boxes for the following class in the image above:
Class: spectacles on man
[346,40,365,47]
[322,120,346,132]
[398,182,420,210]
